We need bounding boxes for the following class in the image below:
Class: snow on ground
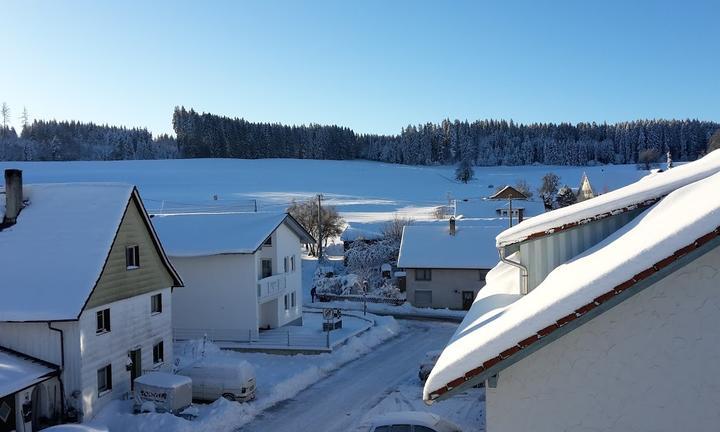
[0,158,647,225]
[90,314,399,432]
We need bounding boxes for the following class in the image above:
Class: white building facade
[151,212,313,342]
[0,173,183,423]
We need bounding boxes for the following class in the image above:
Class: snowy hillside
[0,159,646,226]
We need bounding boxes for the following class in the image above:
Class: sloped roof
[151,212,314,257]
[496,150,720,247]
[0,347,58,396]
[0,183,182,322]
[398,223,503,269]
[424,170,720,402]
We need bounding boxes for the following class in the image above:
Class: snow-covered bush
[375,281,403,299]
[345,239,399,289]
[314,273,361,295]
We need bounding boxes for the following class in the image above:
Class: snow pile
[425,170,720,399]
[0,348,57,396]
[92,315,400,431]
[496,150,720,246]
[0,183,134,321]
[398,223,504,269]
[151,212,288,256]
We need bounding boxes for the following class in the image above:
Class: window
[283,256,289,273]
[373,427,390,432]
[284,294,289,311]
[126,245,140,269]
[390,426,411,432]
[153,341,164,365]
[415,269,432,281]
[263,236,272,246]
[291,255,296,272]
[291,292,296,308]
[151,293,162,314]
[414,427,436,432]
[97,364,112,395]
[96,308,111,334]
[479,269,488,282]
[261,259,272,278]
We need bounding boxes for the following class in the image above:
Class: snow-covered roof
[0,183,136,321]
[398,223,503,269]
[424,170,720,401]
[0,348,58,396]
[134,372,192,389]
[340,224,383,242]
[496,150,720,246]
[151,212,314,257]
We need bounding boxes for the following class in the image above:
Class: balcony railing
[257,274,287,300]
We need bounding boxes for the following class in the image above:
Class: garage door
[415,290,433,308]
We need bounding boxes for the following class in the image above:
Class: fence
[174,326,331,348]
[317,293,405,305]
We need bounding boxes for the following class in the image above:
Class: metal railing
[174,327,329,348]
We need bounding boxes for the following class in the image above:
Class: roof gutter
[498,247,528,295]
[48,322,67,421]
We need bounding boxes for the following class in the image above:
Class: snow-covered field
[0,158,646,227]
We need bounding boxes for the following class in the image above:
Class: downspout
[47,322,67,422]
[498,246,529,295]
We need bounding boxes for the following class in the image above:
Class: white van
[178,360,256,402]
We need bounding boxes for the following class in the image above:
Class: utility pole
[317,194,323,260]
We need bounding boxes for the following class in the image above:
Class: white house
[0,169,183,424]
[398,219,503,310]
[151,212,314,342]
[424,151,720,432]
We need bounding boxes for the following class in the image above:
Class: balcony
[257,273,287,300]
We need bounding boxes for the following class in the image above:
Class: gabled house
[398,219,503,310]
[423,151,720,431]
[151,212,314,342]
[0,169,183,424]
[575,172,595,202]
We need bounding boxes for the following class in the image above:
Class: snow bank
[425,170,720,399]
[0,183,134,321]
[496,150,720,246]
[92,315,400,431]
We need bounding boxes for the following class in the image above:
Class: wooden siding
[85,196,175,310]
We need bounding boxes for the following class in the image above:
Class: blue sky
[1,0,718,136]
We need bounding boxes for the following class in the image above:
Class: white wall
[265,223,303,327]
[77,287,173,420]
[171,254,259,339]
[486,246,720,432]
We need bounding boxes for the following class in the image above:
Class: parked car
[178,360,256,402]
[418,350,441,382]
[366,411,461,432]
[133,372,193,415]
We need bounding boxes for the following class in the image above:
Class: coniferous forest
[1,105,718,166]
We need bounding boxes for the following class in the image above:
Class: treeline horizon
[1,105,718,166]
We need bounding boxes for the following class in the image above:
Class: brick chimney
[449,216,456,236]
[3,169,23,226]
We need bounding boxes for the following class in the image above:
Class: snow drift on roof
[0,183,134,321]
[425,170,720,400]
[0,348,56,396]
[151,212,289,257]
[496,150,720,246]
[398,223,504,269]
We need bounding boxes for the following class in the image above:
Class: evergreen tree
[455,158,474,183]
[556,185,577,207]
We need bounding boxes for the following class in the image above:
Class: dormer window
[126,245,140,269]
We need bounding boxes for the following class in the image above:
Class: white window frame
[153,341,164,365]
[97,364,112,396]
[96,308,111,334]
[151,293,162,315]
[126,245,140,270]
